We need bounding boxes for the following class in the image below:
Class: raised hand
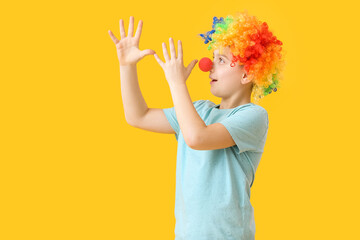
[108,16,155,66]
[153,37,198,87]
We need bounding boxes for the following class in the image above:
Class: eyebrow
[213,53,229,60]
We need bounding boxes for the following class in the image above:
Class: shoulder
[247,105,269,129]
[250,104,268,117]
[242,104,268,117]
[229,104,268,125]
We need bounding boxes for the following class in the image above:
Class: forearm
[169,83,207,146]
[119,64,149,124]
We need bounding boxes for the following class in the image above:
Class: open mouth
[210,79,218,84]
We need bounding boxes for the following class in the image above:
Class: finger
[108,30,119,44]
[162,42,170,62]
[193,59,199,68]
[140,49,156,59]
[128,16,134,37]
[187,59,198,72]
[178,40,183,62]
[119,19,126,39]
[134,19,143,41]
[169,37,176,60]
[153,53,164,68]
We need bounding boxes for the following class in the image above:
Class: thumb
[140,49,156,59]
[187,59,198,72]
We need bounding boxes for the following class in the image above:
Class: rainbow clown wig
[198,10,286,103]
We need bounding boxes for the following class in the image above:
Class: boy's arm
[119,65,176,134]
[168,83,207,147]
[152,38,205,146]
[119,64,149,125]
[108,16,156,125]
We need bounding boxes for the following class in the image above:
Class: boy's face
[209,46,252,98]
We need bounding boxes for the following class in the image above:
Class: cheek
[221,68,242,85]
[221,67,238,80]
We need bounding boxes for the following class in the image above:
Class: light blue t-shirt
[163,100,269,240]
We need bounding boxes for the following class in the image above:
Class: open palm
[108,16,155,66]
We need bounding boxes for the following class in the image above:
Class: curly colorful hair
[198,10,286,103]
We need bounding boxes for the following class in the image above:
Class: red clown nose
[199,57,213,72]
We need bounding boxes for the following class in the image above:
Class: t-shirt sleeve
[219,107,269,154]
[163,100,206,141]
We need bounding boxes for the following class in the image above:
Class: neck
[218,93,252,109]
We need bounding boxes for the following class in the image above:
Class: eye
[213,57,225,63]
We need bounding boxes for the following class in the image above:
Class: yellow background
[1,0,359,239]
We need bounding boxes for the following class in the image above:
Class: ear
[242,73,247,81]
[241,73,252,84]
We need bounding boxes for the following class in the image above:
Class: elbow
[187,133,201,150]
[125,114,142,128]
[189,126,208,150]
[126,119,134,126]
[126,118,138,128]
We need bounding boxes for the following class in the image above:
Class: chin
[210,89,225,98]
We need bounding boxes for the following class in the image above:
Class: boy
[109,11,284,240]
